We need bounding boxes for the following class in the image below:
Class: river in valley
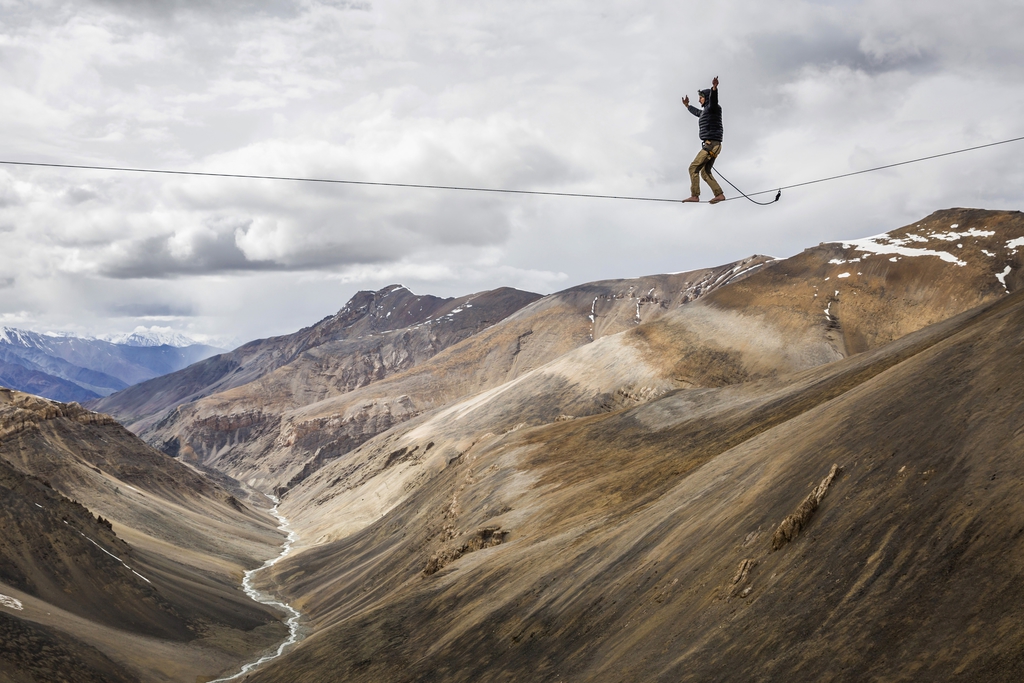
[210,496,303,682]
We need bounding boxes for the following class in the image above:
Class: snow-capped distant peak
[102,326,200,348]
[0,326,41,347]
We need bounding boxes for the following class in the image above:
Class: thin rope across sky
[720,134,1024,202]
[1,134,1022,204]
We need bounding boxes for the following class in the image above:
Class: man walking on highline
[682,76,725,204]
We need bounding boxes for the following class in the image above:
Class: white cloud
[0,0,1020,344]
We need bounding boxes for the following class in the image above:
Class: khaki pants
[689,141,723,198]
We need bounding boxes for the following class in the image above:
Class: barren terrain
[6,208,1024,682]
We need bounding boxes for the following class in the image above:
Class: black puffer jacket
[687,88,723,142]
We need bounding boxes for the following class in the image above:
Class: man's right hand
[682,95,689,107]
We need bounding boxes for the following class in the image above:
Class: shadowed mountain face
[0,353,107,403]
[0,609,141,683]
[236,211,1024,683]
[0,389,290,682]
[0,328,222,402]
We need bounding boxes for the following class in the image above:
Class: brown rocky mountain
[253,273,1024,683]
[7,207,1024,681]
[102,209,1022,506]
[90,285,541,433]
[251,208,1023,544]
[0,388,290,682]
[104,257,774,493]
[217,207,1024,682]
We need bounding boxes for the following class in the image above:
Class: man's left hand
[712,76,719,89]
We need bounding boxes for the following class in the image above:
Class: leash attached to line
[711,166,781,206]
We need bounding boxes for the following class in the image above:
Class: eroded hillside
[0,389,291,683]
[260,208,1023,546]
[249,235,1024,682]
[112,257,774,493]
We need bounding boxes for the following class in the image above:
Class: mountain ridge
[98,326,211,348]
[89,285,541,429]
[102,256,776,493]
[0,326,223,402]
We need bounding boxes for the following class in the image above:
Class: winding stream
[210,496,303,682]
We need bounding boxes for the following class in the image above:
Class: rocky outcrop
[771,463,842,551]
[423,526,510,575]
[0,388,118,440]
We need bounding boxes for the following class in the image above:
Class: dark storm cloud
[88,0,369,20]
[97,217,411,279]
[64,187,100,205]
[87,0,301,19]
[108,301,195,317]
[97,227,283,279]
[746,27,935,79]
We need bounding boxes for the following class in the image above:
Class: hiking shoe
[681,196,699,203]
[709,194,726,204]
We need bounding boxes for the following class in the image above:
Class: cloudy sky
[1,0,1022,347]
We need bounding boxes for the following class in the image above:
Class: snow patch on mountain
[996,266,1013,292]
[3,325,218,350]
[930,229,994,241]
[0,593,22,611]
[840,235,968,267]
[0,328,33,346]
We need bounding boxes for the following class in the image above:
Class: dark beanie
[698,89,711,99]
